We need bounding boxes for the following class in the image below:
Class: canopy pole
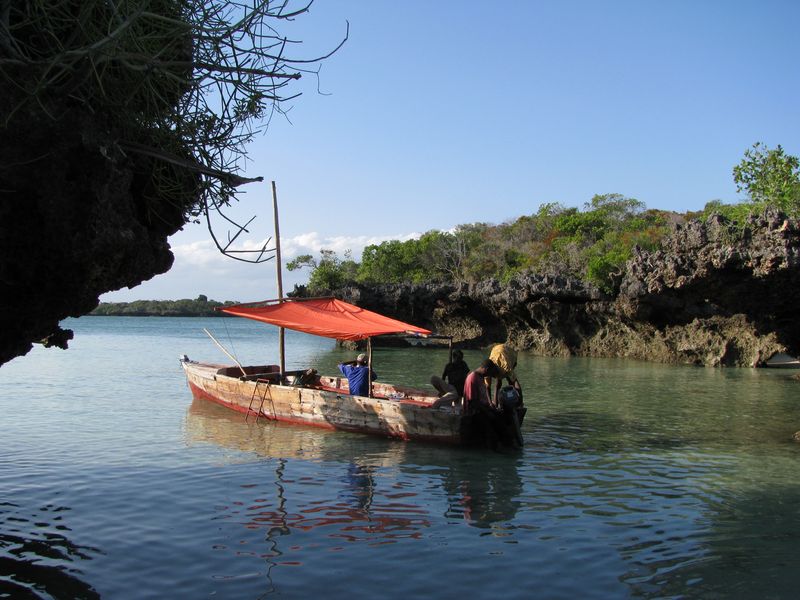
[272,180,285,377]
[367,337,373,398]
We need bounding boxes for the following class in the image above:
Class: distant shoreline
[89,312,233,317]
[91,296,237,317]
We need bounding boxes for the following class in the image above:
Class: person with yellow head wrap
[486,344,523,406]
[489,344,517,382]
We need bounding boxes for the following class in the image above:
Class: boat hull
[181,359,465,444]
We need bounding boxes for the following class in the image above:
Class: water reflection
[0,502,101,599]
[439,456,524,528]
[183,385,800,599]
[185,398,437,593]
[184,397,412,465]
[6,317,800,599]
[184,398,523,535]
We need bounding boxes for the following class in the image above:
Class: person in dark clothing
[441,349,470,398]
[463,360,520,448]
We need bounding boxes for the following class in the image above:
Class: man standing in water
[338,353,376,397]
[463,359,516,447]
[462,359,498,414]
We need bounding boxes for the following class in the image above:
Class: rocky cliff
[339,210,800,367]
[0,108,193,367]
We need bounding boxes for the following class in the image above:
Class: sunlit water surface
[1,316,799,599]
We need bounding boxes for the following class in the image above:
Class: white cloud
[101,229,423,302]
[172,240,223,267]
[172,230,421,269]
[281,231,422,259]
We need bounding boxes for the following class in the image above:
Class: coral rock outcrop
[340,210,799,367]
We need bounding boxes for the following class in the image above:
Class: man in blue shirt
[338,353,376,397]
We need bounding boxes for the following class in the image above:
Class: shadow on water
[620,480,800,599]
[0,502,101,599]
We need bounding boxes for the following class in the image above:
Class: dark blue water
[2,316,799,598]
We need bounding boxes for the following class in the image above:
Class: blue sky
[102,0,799,302]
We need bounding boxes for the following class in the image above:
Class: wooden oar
[203,328,247,378]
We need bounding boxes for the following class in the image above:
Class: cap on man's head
[356,353,367,364]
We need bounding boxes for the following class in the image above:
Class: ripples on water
[1,316,799,598]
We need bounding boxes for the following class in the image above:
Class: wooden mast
[272,181,285,376]
[367,337,373,398]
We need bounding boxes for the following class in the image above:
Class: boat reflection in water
[184,398,524,535]
[184,397,430,535]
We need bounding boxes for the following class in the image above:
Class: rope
[221,316,241,365]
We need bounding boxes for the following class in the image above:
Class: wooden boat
[764,352,800,368]
[181,297,525,447]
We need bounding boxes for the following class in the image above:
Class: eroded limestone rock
[338,210,799,367]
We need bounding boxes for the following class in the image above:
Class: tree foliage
[287,249,358,295]
[92,295,236,316]
[733,142,800,214]
[292,194,671,295]
[286,140,800,297]
[693,144,800,224]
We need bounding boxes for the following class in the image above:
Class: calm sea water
[1,316,799,599]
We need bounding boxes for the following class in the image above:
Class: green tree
[585,193,645,222]
[284,195,674,296]
[91,296,230,316]
[426,227,485,284]
[733,143,800,213]
[287,250,358,295]
[553,208,609,242]
[699,199,764,224]
[357,239,430,284]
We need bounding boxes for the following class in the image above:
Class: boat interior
[215,364,441,405]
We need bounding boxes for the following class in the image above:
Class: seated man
[430,375,459,408]
[441,349,470,398]
[338,353,376,397]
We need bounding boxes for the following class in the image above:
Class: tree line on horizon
[92,295,238,316]
[288,143,800,296]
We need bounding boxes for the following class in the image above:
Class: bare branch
[2,0,346,263]
[119,141,264,187]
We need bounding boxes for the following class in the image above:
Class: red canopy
[220,297,432,341]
